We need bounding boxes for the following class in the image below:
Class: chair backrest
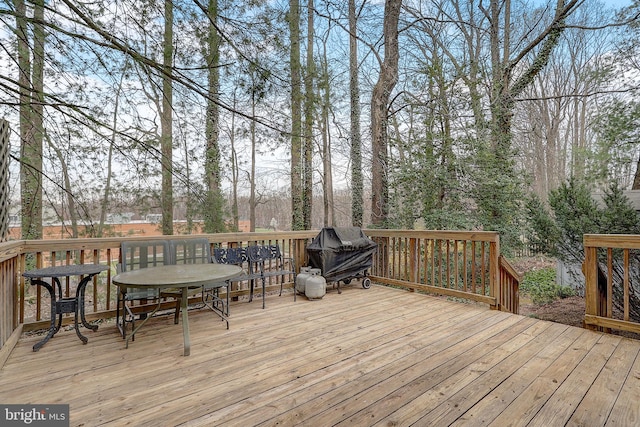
[170,238,211,265]
[120,240,171,272]
[247,245,269,262]
[213,247,247,266]
[265,245,283,261]
[119,240,171,300]
[248,244,285,263]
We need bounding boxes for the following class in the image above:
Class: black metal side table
[23,264,109,351]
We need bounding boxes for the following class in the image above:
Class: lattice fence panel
[0,119,9,242]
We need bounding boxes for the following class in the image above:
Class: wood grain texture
[1,285,638,426]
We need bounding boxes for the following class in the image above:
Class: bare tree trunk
[98,65,127,237]
[250,91,256,232]
[633,160,640,190]
[320,49,334,226]
[47,135,77,237]
[302,0,315,230]
[183,132,194,234]
[571,94,589,181]
[230,92,239,231]
[17,0,43,240]
[160,0,173,235]
[370,0,401,227]
[289,0,304,230]
[204,0,225,233]
[349,0,363,228]
[437,68,454,208]
[32,0,45,210]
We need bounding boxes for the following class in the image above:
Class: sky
[611,0,635,6]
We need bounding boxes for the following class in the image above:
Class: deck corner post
[583,242,599,331]
[489,237,500,311]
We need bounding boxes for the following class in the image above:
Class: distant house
[106,213,134,224]
[591,190,640,212]
[558,190,640,296]
[145,214,162,223]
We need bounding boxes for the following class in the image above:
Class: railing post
[583,244,599,331]
[292,237,307,273]
[409,238,418,287]
[489,238,499,310]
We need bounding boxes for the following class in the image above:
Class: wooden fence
[366,230,519,312]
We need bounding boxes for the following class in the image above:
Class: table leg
[72,301,88,345]
[30,279,57,352]
[226,281,230,317]
[201,285,229,329]
[77,274,99,332]
[181,287,190,356]
[125,298,163,349]
[53,278,63,333]
[71,274,98,345]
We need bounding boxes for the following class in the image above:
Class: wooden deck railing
[365,230,519,312]
[0,229,520,352]
[583,234,640,335]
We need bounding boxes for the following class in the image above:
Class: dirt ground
[513,256,640,340]
[511,255,586,328]
[519,295,586,328]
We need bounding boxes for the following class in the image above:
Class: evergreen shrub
[520,267,575,306]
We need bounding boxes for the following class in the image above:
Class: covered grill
[306,227,377,292]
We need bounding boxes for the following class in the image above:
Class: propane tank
[305,274,326,300]
[296,267,321,294]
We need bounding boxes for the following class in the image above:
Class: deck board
[1,285,639,426]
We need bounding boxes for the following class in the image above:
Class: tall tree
[203,0,226,233]
[370,0,401,227]
[349,0,363,227]
[248,65,261,232]
[16,0,43,240]
[228,92,240,231]
[303,0,315,230]
[290,0,304,230]
[319,19,334,226]
[475,0,579,245]
[160,0,174,235]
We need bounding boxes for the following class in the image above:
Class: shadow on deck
[1,285,639,426]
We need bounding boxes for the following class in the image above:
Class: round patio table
[23,264,109,351]
[112,263,242,356]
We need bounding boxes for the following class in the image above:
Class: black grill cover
[306,227,377,282]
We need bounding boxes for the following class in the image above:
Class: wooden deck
[1,285,639,426]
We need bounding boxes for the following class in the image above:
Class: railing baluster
[624,248,629,322]
[607,248,613,319]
